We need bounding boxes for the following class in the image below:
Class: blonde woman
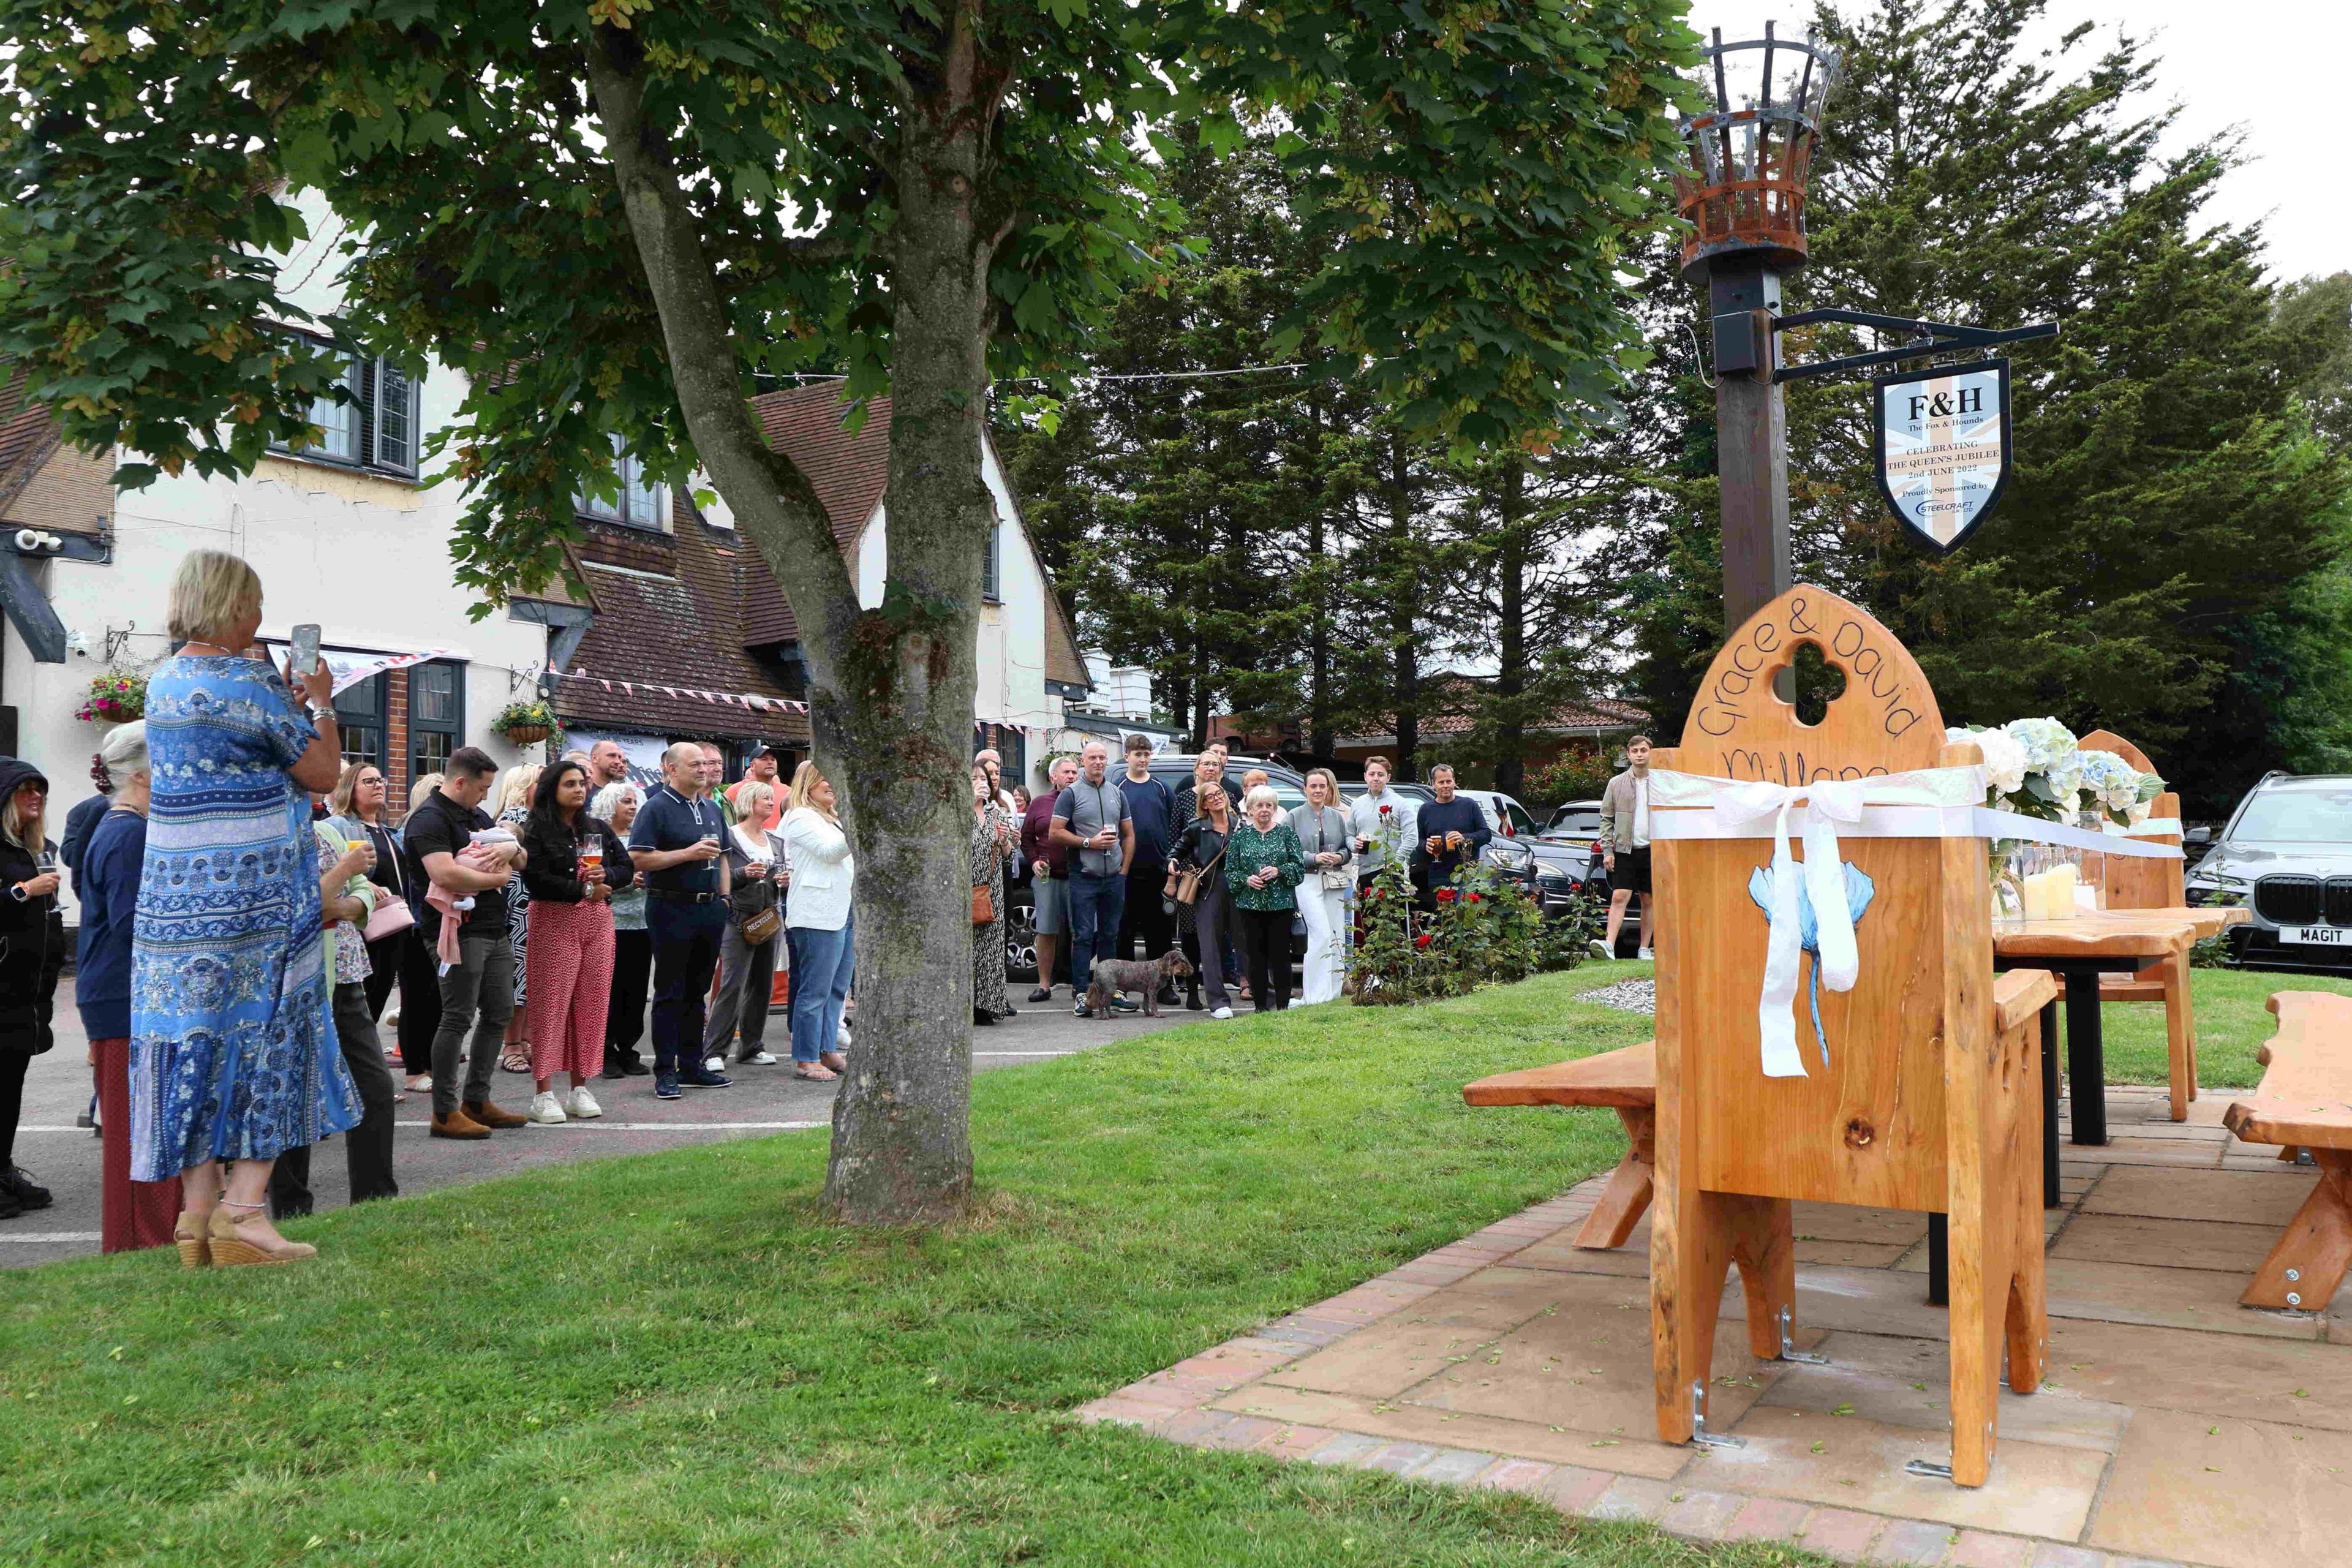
[392,770,447,1084]
[494,763,543,1073]
[704,777,788,1066]
[1289,769,1355,1005]
[778,761,853,1078]
[130,550,356,1265]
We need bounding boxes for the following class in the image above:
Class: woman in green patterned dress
[1224,785,1307,1012]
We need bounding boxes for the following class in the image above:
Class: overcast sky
[1684,0,2350,284]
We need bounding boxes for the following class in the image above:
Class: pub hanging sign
[1872,358,2011,554]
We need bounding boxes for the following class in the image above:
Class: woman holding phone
[129,551,358,1267]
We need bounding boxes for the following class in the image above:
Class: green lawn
[2,967,1832,1568]
[2100,967,2352,1088]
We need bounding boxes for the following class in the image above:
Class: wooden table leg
[2163,949,2194,1121]
[1927,1212,1948,1306]
[2041,998,2061,1207]
[2065,969,2106,1145]
[2244,1152,2352,1311]
[1575,1106,1656,1250]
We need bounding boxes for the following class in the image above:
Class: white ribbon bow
[1650,766,1987,1080]
[1711,780,1872,1079]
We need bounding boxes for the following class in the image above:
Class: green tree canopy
[1,0,1696,1219]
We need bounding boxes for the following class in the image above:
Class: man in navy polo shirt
[628,741,734,1099]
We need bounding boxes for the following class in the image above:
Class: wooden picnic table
[1990,905,2248,1188]
[1915,907,2245,1308]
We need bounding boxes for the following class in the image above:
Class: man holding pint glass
[627,742,732,1101]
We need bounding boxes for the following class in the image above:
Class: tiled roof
[1346,677,1650,741]
[549,507,810,744]
[740,384,891,645]
[0,365,67,520]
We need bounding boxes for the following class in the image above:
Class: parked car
[1544,799,1606,842]
[1336,779,1436,807]
[1457,788,1541,841]
[2187,772,2352,971]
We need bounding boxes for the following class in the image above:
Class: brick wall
[386,669,412,810]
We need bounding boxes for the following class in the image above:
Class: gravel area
[1580,978,1656,1016]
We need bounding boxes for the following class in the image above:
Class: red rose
[1468,892,1482,903]
[1379,804,1392,815]
[1414,933,1432,949]
[1436,888,1457,904]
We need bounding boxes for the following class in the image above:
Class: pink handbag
[363,895,416,943]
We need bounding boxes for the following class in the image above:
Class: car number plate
[2278,925,2352,948]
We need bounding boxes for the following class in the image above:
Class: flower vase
[1989,841,2026,921]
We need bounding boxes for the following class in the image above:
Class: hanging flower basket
[492,698,559,747]
[75,670,146,725]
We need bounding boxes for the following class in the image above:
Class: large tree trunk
[1495,461,1528,800]
[588,24,1000,1226]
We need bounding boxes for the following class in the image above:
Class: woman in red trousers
[519,760,634,1125]
[75,723,178,1251]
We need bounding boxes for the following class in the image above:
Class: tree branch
[581,33,859,670]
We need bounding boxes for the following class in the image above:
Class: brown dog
[1085,949,1196,1017]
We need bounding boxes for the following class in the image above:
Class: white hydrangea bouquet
[1948,717,2167,914]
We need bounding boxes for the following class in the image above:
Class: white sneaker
[1637,946,1654,960]
[741,1050,778,1066]
[1211,1006,1235,1020]
[565,1085,602,1120]
[1588,938,1612,960]
[702,1055,726,1075]
[526,1090,568,1125]
[836,1024,853,1049]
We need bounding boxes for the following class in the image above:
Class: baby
[428,826,523,971]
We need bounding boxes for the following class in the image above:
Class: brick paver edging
[1072,1176,2191,1568]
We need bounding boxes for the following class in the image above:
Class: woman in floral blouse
[1225,784,1308,1012]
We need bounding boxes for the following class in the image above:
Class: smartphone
[289,624,322,676]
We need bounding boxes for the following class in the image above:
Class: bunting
[549,665,810,714]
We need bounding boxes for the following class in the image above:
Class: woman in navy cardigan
[77,723,179,1253]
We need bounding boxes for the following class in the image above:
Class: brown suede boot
[464,1098,528,1130]
[431,1107,491,1139]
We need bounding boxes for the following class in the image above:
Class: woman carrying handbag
[970,763,1017,1026]
[704,780,788,1068]
[1166,781,1237,1018]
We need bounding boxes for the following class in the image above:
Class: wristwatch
[8,884,26,902]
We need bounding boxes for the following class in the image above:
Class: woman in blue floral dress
[130,552,359,1268]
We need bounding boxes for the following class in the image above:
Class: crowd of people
[0,548,1626,1268]
[0,550,865,1264]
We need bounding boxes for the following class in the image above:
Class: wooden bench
[2076,729,2198,1121]
[1461,968,2056,1251]
[2223,992,2352,1311]
[1464,1041,1656,1249]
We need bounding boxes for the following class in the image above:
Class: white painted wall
[848,439,1070,787]
[9,191,549,918]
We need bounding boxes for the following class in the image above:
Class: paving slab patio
[1080,1085,2352,1568]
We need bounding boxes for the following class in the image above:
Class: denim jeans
[786,919,854,1063]
[1066,870,1126,993]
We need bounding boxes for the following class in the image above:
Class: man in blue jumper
[1408,763,1491,912]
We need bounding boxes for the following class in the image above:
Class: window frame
[575,435,671,532]
[334,672,387,773]
[407,660,467,784]
[266,344,423,480]
[982,519,1001,603]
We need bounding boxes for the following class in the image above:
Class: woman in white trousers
[1287,769,1356,1005]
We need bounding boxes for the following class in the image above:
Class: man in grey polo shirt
[1052,741,1136,1016]
[1021,754,1077,1001]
